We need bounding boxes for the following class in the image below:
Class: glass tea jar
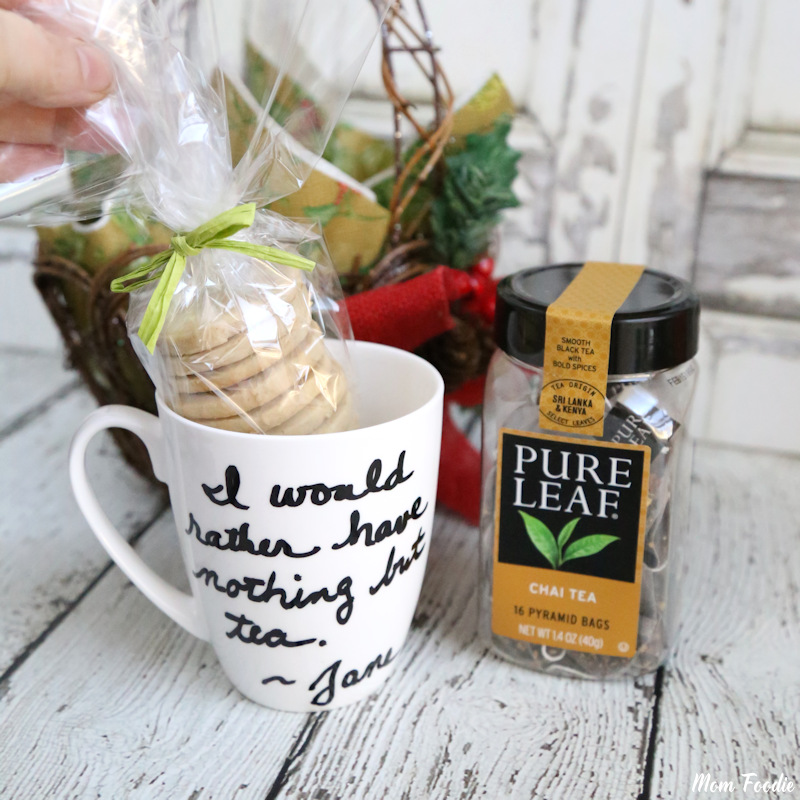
[480,263,700,679]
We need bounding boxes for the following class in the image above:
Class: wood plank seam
[0,378,81,442]
[263,712,329,800]
[0,502,168,689]
[637,665,665,800]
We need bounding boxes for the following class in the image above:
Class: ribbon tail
[212,240,315,271]
[437,399,482,525]
[110,251,172,293]
[137,251,187,353]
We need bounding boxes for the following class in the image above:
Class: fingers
[0,101,57,145]
[0,142,63,182]
[0,8,113,108]
[0,102,113,150]
[0,106,115,185]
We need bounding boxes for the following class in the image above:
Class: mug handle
[69,405,209,641]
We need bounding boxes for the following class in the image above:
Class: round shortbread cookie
[164,280,303,356]
[311,395,357,435]
[162,308,248,356]
[170,331,328,420]
[198,351,345,433]
[166,284,313,376]
[201,381,355,436]
[171,318,313,393]
[168,331,254,376]
[266,370,348,435]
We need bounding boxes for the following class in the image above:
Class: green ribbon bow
[110,203,315,353]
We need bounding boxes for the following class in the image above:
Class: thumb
[0,9,113,108]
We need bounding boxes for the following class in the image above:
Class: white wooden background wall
[346,0,800,291]
[350,0,800,453]
[1,0,800,451]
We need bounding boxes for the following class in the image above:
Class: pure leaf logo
[518,511,619,570]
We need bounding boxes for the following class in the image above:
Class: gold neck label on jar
[540,261,645,436]
[492,427,650,658]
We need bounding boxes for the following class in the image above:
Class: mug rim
[154,339,444,441]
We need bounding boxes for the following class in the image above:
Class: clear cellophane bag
[0,0,388,434]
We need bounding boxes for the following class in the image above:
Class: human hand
[0,0,114,182]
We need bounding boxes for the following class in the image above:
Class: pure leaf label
[491,428,650,658]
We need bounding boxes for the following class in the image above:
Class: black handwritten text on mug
[194,568,355,625]
[309,648,396,707]
[270,451,413,508]
[369,530,427,596]
[261,675,296,686]
[186,513,320,558]
[332,497,428,549]
[202,465,249,510]
[224,612,316,648]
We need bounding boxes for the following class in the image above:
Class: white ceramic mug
[69,341,444,711]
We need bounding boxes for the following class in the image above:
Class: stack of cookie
[158,279,356,435]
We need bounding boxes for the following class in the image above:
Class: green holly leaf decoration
[430,117,520,269]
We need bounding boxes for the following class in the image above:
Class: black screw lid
[495,264,700,374]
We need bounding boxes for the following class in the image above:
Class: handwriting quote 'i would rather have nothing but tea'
[185,452,428,706]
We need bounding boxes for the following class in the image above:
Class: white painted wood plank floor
[0,347,797,800]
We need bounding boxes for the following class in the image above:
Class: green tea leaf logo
[518,512,619,570]
[561,535,620,565]
[557,517,579,551]
[519,512,560,568]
